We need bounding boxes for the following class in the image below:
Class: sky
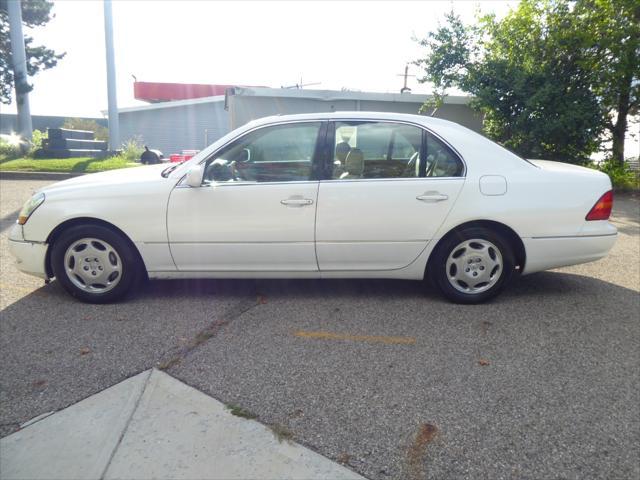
[3,0,636,158]
[3,0,520,117]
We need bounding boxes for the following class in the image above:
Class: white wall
[229,96,483,132]
[118,101,230,155]
[117,94,484,157]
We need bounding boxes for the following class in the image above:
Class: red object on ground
[181,150,198,162]
[134,82,235,102]
[169,150,199,163]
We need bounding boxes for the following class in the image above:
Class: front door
[315,120,466,271]
[167,121,323,272]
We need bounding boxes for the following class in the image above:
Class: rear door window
[331,121,423,179]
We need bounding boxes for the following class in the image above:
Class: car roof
[246,111,464,130]
[171,109,529,178]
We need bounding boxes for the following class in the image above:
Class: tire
[428,227,515,304]
[51,224,141,303]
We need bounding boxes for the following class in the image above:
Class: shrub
[118,136,144,162]
[0,136,22,161]
[26,129,47,158]
[590,159,639,192]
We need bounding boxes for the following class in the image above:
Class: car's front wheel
[429,227,515,304]
[51,224,141,303]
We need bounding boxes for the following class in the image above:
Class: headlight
[18,192,45,225]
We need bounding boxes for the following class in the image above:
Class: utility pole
[281,77,321,89]
[7,0,33,147]
[103,0,119,150]
[397,64,415,94]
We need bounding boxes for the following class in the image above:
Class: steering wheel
[426,154,439,177]
[402,151,420,177]
[205,159,240,182]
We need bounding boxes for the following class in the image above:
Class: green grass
[0,156,140,173]
[267,423,294,443]
[226,404,257,420]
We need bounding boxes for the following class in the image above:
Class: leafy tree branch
[414,0,639,164]
[0,0,65,105]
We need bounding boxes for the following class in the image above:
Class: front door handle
[416,192,449,202]
[281,196,314,207]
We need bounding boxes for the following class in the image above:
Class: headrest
[344,148,364,175]
[335,142,351,162]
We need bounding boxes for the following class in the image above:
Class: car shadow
[4,267,636,307]
[132,269,636,304]
[0,208,20,233]
[1,270,638,439]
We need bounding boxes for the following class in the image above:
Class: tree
[415,0,639,164]
[572,0,640,164]
[0,0,65,105]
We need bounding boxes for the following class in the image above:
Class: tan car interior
[339,149,365,179]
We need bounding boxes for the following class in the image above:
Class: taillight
[585,190,613,221]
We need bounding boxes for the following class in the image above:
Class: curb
[0,171,86,181]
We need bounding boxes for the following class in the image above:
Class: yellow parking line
[293,330,416,345]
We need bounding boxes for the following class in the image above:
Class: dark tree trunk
[611,89,629,166]
[611,113,627,166]
[610,62,633,166]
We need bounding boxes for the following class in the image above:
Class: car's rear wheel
[429,227,515,304]
[51,224,140,303]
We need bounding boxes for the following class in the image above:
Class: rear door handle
[281,197,314,207]
[416,192,449,202]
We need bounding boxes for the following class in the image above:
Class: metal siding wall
[230,97,357,129]
[358,101,483,132]
[118,102,230,155]
[115,95,482,156]
[433,104,483,132]
[358,100,422,115]
[229,96,482,133]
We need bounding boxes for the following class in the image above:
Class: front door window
[203,122,322,183]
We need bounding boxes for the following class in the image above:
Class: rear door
[315,120,465,271]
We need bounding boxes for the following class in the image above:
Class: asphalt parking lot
[1,177,638,480]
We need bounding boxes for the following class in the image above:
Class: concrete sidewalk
[0,369,365,480]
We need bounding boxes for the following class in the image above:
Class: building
[116,82,482,156]
[117,96,228,157]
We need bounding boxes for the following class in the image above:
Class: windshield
[163,121,264,179]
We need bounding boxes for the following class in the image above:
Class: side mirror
[185,164,204,187]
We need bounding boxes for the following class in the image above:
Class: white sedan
[9,112,617,304]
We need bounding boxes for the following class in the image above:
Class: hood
[39,164,170,194]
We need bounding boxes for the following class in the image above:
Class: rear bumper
[8,225,48,279]
[522,233,617,274]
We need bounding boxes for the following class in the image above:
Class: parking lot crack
[157,297,260,370]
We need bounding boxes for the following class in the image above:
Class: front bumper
[522,233,618,274]
[8,224,48,279]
